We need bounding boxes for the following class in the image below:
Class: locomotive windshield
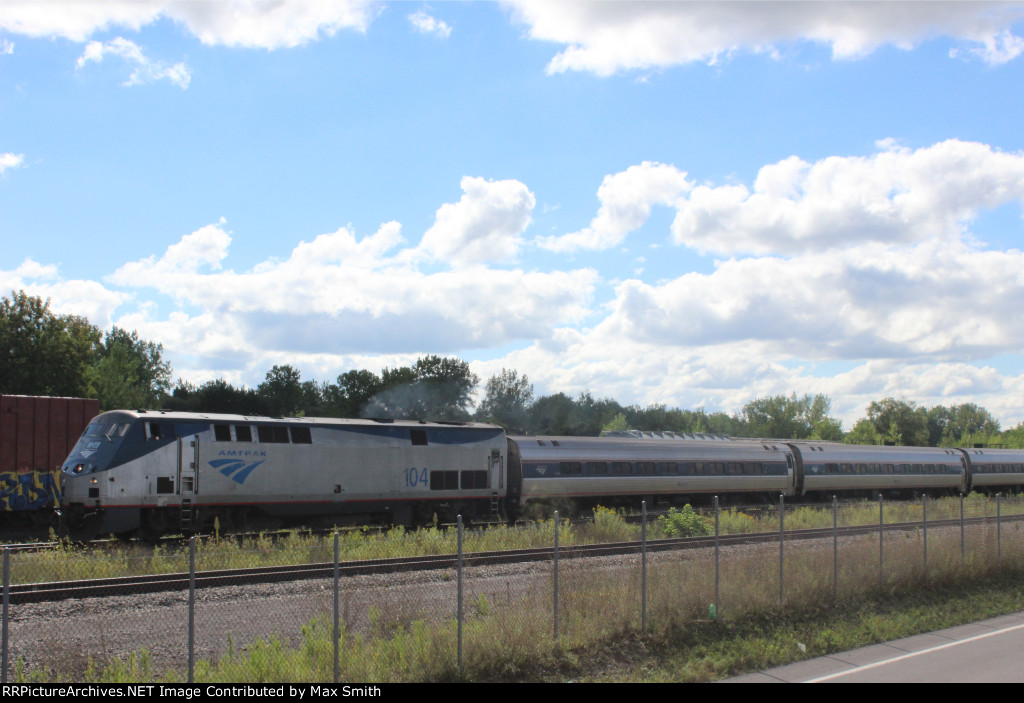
[62,413,139,475]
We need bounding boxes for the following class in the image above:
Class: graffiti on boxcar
[0,471,61,511]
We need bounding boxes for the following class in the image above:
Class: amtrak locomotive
[59,410,1024,540]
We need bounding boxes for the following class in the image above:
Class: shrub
[657,505,712,537]
[586,506,637,543]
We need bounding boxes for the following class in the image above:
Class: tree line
[2,290,1019,447]
[0,291,171,410]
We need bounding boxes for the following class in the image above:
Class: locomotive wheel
[140,508,170,543]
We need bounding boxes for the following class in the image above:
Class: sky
[2,1,1024,428]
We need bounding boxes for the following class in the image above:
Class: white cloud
[505,1,1024,75]
[0,1,379,49]
[0,152,24,175]
[419,176,536,265]
[8,145,1024,428]
[108,217,596,361]
[408,10,451,39]
[111,219,231,284]
[76,37,191,88]
[538,161,692,252]
[597,238,1024,362]
[0,38,13,54]
[0,259,127,329]
[481,329,1024,429]
[671,140,1024,256]
[953,27,1024,64]
[0,2,161,42]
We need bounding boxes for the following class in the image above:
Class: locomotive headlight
[73,463,85,474]
[90,477,98,485]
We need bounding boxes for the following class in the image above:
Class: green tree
[477,368,534,429]
[363,356,479,420]
[863,398,930,446]
[809,416,844,441]
[528,392,575,435]
[93,326,172,410]
[324,369,384,417]
[167,378,267,415]
[933,401,995,446]
[0,291,101,396]
[701,411,747,436]
[567,391,623,436]
[845,417,884,445]
[741,393,838,440]
[602,412,629,432]
[258,364,305,417]
[412,355,479,419]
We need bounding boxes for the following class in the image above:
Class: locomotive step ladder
[490,491,500,517]
[180,498,193,531]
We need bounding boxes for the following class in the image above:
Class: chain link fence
[2,494,1024,682]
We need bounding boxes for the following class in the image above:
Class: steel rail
[4,512,1020,603]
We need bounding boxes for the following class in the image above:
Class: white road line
[804,621,1024,683]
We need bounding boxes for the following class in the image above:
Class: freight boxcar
[0,395,99,528]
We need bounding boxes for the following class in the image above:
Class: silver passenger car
[509,435,795,508]
[790,442,967,496]
[961,447,1024,492]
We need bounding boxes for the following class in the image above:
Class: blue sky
[3,1,1024,427]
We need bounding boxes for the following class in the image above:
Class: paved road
[727,612,1024,683]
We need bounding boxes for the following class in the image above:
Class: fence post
[960,493,965,562]
[641,501,647,634]
[553,511,559,644]
[997,494,1002,566]
[188,535,196,685]
[2,547,8,684]
[779,493,785,606]
[333,531,340,684]
[457,514,463,674]
[714,496,720,620]
[879,493,884,591]
[832,495,838,600]
[923,494,928,582]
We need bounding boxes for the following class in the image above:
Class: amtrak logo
[209,458,266,484]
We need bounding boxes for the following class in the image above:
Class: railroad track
[4,513,1019,604]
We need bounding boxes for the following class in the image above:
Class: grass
[565,573,1024,682]
[9,502,1024,682]
[3,494,1021,586]
[38,569,1024,683]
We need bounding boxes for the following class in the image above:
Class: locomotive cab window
[214,424,231,442]
[235,425,252,442]
[410,430,428,446]
[258,426,290,443]
[290,426,312,444]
